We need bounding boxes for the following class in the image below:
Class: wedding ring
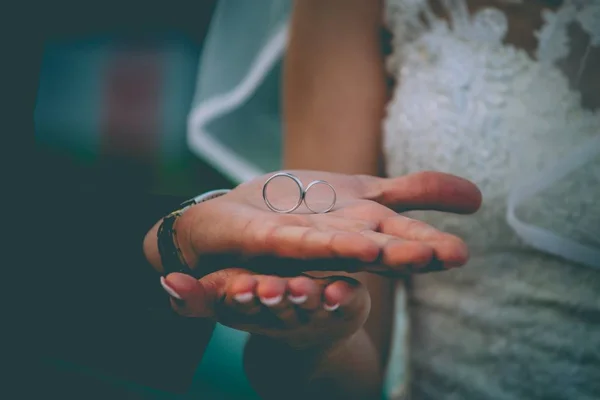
[304,180,337,213]
[262,172,305,213]
[262,173,337,214]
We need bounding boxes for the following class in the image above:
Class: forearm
[283,0,387,175]
[244,328,382,400]
[283,0,393,367]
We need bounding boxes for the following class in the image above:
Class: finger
[361,171,482,214]
[379,215,448,241]
[360,231,433,269]
[323,276,370,323]
[220,275,320,329]
[254,276,301,327]
[259,225,381,263]
[380,216,469,268]
[254,275,287,308]
[287,275,322,311]
[160,269,248,317]
[191,224,377,276]
[221,274,299,329]
[306,276,369,329]
[312,217,435,270]
[160,273,215,317]
[219,274,277,329]
[311,215,377,233]
[425,239,469,268]
[187,208,381,276]
[223,274,261,317]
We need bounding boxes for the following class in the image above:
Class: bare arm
[285,0,392,359]
[284,0,387,176]
[243,1,393,398]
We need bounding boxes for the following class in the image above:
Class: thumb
[160,269,248,318]
[366,171,482,214]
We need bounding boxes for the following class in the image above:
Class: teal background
[35,31,258,399]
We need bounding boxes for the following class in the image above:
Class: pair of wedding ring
[262,172,337,214]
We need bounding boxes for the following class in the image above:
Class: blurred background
[33,0,259,398]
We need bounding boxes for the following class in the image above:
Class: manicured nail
[260,295,283,307]
[324,303,340,312]
[160,276,182,300]
[234,292,254,303]
[288,294,308,305]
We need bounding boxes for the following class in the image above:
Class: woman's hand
[147,169,480,397]
[145,170,481,278]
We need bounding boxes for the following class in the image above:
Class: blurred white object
[187,0,292,184]
[383,0,600,269]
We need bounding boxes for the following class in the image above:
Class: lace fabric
[382,1,600,398]
[383,0,600,266]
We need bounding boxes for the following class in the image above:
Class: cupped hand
[145,170,481,278]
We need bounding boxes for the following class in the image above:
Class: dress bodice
[382,0,600,264]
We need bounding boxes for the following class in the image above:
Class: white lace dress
[382,1,600,399]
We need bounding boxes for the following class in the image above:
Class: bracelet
[157,189,231,276]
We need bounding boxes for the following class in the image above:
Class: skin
[241,1,394,397]
[144,170,481,280]
[244,0,598,398]
[145,2,477,397]
[153,0,599,397]
[144,169,481,399]
[145,1,483,393]
[144,0,529,396]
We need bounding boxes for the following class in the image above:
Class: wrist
[153,189,230,276]
[172,206,200,271]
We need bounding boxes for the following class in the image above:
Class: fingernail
[260,295,283,307]
[324,303,340,312]
[288,294,308,305]
[160,276,182,300]
[234,292,254,303]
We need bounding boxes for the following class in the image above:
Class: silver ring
[304,180,337,214]
[262,172,305,213]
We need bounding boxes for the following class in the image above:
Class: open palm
[177,170,482,278]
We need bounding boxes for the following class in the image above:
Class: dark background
[25,0,250,398]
